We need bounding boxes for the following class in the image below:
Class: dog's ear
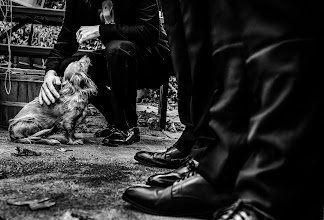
[78,73,94,89]
[79,55,92,72]
[63,62,76,82]
[79,55,91,64]
[79,73,98,97]
[70,73,83,88]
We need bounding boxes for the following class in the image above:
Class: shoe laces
[108,127,127,138]
[213,201,274,220]
[187,159,198,171]
[214,201,250,220]
[179,157,197,170]
[175,170,197,183]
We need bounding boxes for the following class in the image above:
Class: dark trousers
[161,0,218,160]
[59,40,169,132]
[197,0,324,219]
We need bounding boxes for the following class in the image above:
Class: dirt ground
[0,104,200,220]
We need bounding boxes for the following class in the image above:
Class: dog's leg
[9,121,40,140]
[69,107,89,144]
[30,127,61,145]
[9,121,60,145]
[9,121,57,145]
[13,129,61,145]
[62,109,87,145]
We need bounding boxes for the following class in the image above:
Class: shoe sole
[122,193,212,218]
[133,155,182,169]
[103,136,140,147]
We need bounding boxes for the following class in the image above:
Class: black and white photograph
[1,0,324,219]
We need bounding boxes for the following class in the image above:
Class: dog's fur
[8,55,97,145]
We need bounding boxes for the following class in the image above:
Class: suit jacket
[45,0,170,75]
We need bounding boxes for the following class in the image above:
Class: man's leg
[197,44,250,188]
[103,39,174,146]
[86,51,114,125]
[210,1,324,219]
[134,0,196,169]
[234,39,324,220]
[103,40,139,133]
[122,0,238,217]
[212,40,324,220]
[142,0,222,185]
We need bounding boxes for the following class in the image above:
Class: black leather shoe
[146,157,198,187]
[102,127,140,146]
[94,124,116,137]
[213,200,276,220]
[134,146,188,168]
[122,171,235,218]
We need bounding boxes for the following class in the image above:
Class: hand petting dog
[8,55,97,145]
[39,70,61,105]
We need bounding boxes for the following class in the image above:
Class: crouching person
[40,0,172,146]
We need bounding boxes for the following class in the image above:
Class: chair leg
[158,80,168,130]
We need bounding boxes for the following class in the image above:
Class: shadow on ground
[0,108,199,220]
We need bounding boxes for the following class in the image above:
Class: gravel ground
[0,106,201,220]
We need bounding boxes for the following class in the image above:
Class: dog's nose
[79,55,89,62]
[79,56,90,64]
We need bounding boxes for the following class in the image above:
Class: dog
[8,55,97,145]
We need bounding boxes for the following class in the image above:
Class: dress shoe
[122,171,236,218]
[94,124,116,137]
[213,200,276,220]
[134,146,188,168]
[146,157,199,187]
[102,127,140,146]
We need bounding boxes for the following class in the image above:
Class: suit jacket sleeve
[45,0,80,75]
[98,0,161,46]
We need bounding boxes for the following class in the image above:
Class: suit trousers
[59,40,169,132]
[161,0,219,159]
[198,0,324,219]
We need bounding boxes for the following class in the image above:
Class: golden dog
[8,55,97,145]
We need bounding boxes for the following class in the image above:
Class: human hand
[76,25,100,44]
[39,70,61,105]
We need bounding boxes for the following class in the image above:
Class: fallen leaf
[57,148,73,152]
[11,147,41,157]
[7,197,50,206]
[29,200,56,210]
[61,211,79,220]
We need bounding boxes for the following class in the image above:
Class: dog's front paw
[68,139,84,145]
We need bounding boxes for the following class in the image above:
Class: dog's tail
[13,136,61,145]
[12,127,61,145]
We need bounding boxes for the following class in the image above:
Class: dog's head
[62,55,97,97]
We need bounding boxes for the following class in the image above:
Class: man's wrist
[46,70,57,77]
